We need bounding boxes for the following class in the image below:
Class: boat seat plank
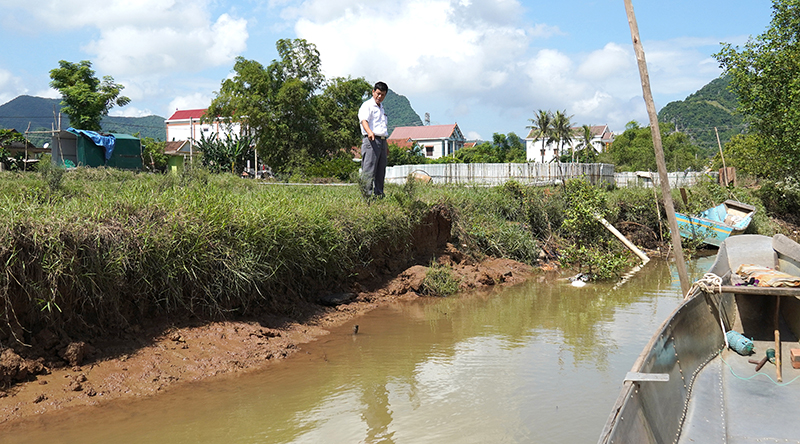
[713,286,800,297]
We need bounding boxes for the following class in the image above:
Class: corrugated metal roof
[389,124,457,140]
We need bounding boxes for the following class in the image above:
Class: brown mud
[0,217,536,426]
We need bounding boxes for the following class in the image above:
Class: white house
[388,124,466,159]
[525,124,614,163]
[165,108,241,142]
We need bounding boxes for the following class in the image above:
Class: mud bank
[0,245,535,426]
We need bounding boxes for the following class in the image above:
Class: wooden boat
[675,199,756,247]
[599,234,800,443]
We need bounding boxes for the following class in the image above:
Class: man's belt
[366,135,387,140]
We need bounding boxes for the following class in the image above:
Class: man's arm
[361,120,374,141]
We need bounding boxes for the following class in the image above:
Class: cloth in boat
[735,264,800,287]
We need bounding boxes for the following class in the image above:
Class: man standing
[358,81,389,199]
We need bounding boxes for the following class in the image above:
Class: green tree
[526,109,554,163]
[388,142,427,166]
[452,133,525,163]
[207,39,370,175]
[721,133,772,177]
[574,125,600,163]
[317,77,372,158]
[140,136,168,173]
[552,110,574,162]
[49,60,130,131]
[714,0,800,178]
[0,129,26,170]
[608,121,704,172]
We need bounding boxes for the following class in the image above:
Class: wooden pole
[595,214,650,264]
[715,127,729,186]
[775,296,782,382]
[624,0,691,296]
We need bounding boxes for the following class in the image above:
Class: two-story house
[525,124,614,163]
[163,108,242,172]
[388,124,466,159]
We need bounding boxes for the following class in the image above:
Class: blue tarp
[67,127,116,161]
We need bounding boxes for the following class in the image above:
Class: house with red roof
[524,124,614,163]
[387,124,466,159]
[165,108,241,143]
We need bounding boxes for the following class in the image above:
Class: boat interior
[599,234,800,444]
[681,234,800,443]
[679,297,800,443]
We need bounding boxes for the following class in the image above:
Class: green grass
[1,168,792,342]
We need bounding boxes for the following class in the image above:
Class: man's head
[372,81,388,105]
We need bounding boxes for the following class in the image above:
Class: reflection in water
[0,257,715,444]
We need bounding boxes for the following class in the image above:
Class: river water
[1,256,715,444]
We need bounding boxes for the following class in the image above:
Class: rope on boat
[688,272,728,348]
[694,273,722,295]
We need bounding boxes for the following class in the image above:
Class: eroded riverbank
[0,247,533,425]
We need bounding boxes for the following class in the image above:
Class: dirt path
[0,251,534,426]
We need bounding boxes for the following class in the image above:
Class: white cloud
[108,106,154,118]
[295,0,530,96]
[84,13,247,77]
[4,0,248,77]
[33,88,61,100]
[0,68,26,105]
[167,93,214,116]
[577,43,632,80]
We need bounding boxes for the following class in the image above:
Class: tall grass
[1,169,420,338]
[1,169,787,343]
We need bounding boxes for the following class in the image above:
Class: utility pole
[624,0,691,296]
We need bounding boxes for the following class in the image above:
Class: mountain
[657,75,745,152]
[0,95,167,146]
[383,89,422,133]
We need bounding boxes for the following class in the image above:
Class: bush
[420,262,460,297]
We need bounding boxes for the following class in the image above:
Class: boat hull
[675,212,733,246]
[676,200,755,247]
[599,234,800,444]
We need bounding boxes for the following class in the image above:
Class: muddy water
[1,256,714,444]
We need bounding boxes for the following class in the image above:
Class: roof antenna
[424,113,430,126]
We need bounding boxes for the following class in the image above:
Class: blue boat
[675,199,756,247]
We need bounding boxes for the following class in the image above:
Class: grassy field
[0,167,785,343]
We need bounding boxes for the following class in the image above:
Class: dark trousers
[361,137,387,197]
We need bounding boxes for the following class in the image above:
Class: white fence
[385,163,615,186]
[385,162,712,188]
[613,171,714,188]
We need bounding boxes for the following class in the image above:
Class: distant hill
[383,89,422,133]
[657,75,745,152]
[0,95,167,146]
[1,91,423,147]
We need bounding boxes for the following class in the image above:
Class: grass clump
[420,261,460,297]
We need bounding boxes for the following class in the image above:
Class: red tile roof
[389,124,457,141]
[167,109,207,121]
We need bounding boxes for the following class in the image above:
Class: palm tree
[575,124,600,162]
[526,109,553,163]
[551,110,574,162]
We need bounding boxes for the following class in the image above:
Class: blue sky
[0,0,774,140]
